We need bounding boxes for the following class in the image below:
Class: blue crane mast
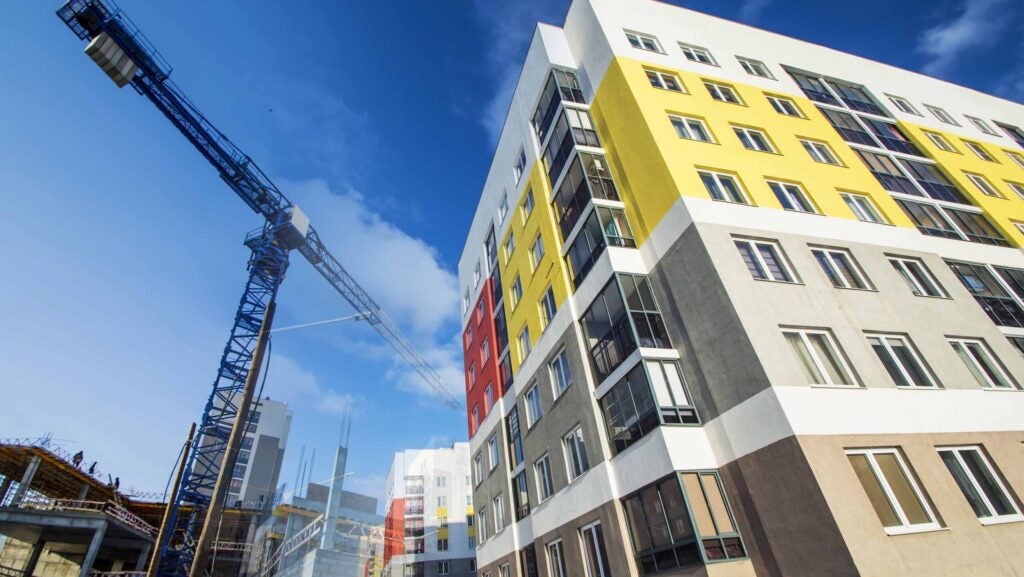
[55,2,459,577]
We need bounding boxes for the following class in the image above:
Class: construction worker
[72,451,84,468]
[88,462,97,475]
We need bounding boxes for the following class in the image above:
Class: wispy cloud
[918,0,1011,76]
[269,354,360,416]
[738,0,772,23]
[472,0,569,144]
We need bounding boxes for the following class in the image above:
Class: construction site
[2,2,460,577]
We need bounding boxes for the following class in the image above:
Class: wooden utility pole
[190,301,277,577]
[148,422,197,577]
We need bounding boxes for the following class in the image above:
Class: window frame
[886,95,921,116]
[510,274,522,308]
[530,234,545,271]
[810,246,873,290]
[534,454,554,502]
[845,447,940,535]
[866,333,939,388]
[1006,150,1024,170]
[625,30,663,53]
[668,114,714,143]
[698,170,750,204]
[841,192,889,224]
[563,425,590,481]
[937,445,1023,524]
[704,81,742,104]
[733,125,776,153]
[734,237,797,283]
[521,188,535,220]
[966,115,1000,136]
[677,42,717,65]
[888,256,947,298]
[925,105,960,126]
[923,131,957,153]
[493,494,506,532]
[767,180,818,213]
[550,348,573,398]
[964,172,1004,198]
[963,140,996,162]
[1006,181,1024,201]
[514,148,527,184]
[487,435,500,471]
[579,522,611,577]
[765,94,802,117]
[736,56,774,79]
[644,68,686,93]
[546,540,567,577]
[539,286,557,330]
[948,338,1017,390]
[518,325,531,362]
[525,382,543,428]
[800,138,841,165]
[782,327,860,387]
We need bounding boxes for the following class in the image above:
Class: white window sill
[980,514,1024,526]
[884,523,945,536]
[810,384,863,390]
[982,387,1023,392]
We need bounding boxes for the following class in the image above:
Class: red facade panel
[463,277,501,439]
[383,497,405,566]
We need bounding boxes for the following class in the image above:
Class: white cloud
[269,354,359,416]
[918,0,1011,76]
[473,0,569,144]
[738,0,772,23]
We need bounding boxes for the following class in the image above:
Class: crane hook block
[85,32,138,88]
[276,205,311,250]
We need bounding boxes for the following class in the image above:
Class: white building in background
[228,396,292,507]
[383,444,474,577]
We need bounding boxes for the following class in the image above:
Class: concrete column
[134,544,152,572]
[22,540,46,577]
[12,456,42,506]
[77,484,90,505]
[0,475,13,505]
[78,522,107,577]
[319,445,348,551]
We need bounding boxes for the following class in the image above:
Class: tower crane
[54,1,460,576]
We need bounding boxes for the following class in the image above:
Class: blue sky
[0,0,1020,508]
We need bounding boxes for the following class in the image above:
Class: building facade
[458,1,1024,576]
[228,397,293,507]
[383,445,476,577]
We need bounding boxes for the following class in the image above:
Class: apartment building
[383,444,476,577]
[227,396,292,507]
[458,1,1024,576]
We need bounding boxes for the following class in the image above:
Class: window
[436,476,446,487]
[488,435,499,470]
[790,71,840,106]
[923,131,956,152]
[462,290,470,314]
[1006,181,1024,200]
[474,454,484,486]
[476,508,488,541]
[925,105,959,125]
[737,57,773,78]
[518,326,532,361]
[734,238,795,282]
[514,148,527,184]
[622,477,700,573]
[438,562,449,575]
[678,472,747,561]
[438,496,447,508]
[1006,150,1024,169]
[539,287,556,329]
[473,261,481,287]
[601,361,698,454]
[847,448,938,534]
[499,564,509,577]
[530,234,545,270]
[841,192,888,224]
[469,363,476,386]
[525,383,542,427]
[939,446,1022,523]
[997,121,1024,147]
[949,338,1016,389]
[964,173,1003,198]
[867,334,937,388]
[893,199,957,240]
[887,95,920,115]
[704,82,741,104]
[437,540,449,553]
[800,139,841,165]
[505,232,515,262]
[481,338,490,363]
[498,192,509,224]
[506,407,524,468]
[477,299,485,324]
[510,275,522,308]
[469,559,476,569]
[645,69,684,92]
[766,94,801,117]
[512,470,529,520]
[534,455,554,501]
[698,170,748,204]
[733,126,774,152]
[822,107,877,147]
[546,541,566,577]
[811,247,872,289]
[783,328,858,386]
[564,426,590,481]
[618,274,671,350]
[522,189,535,220]
[768,181,817,213]
[669,115,713,142]
[550,349,572,398]
[964,140,995,161]
[678,43,716,65]
[532,69,585,143]
[947,261,1024,327]
[625,31,662,52]
[966,115,999,136]
[472,407,479,432]
[493,494,506,531]
[888,257,946,297]
[485,383,494,410]
[580,524,611,577]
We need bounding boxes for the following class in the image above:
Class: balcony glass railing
[975,296,1024,328]
[554,154,620,239]
[590,316,638,382]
